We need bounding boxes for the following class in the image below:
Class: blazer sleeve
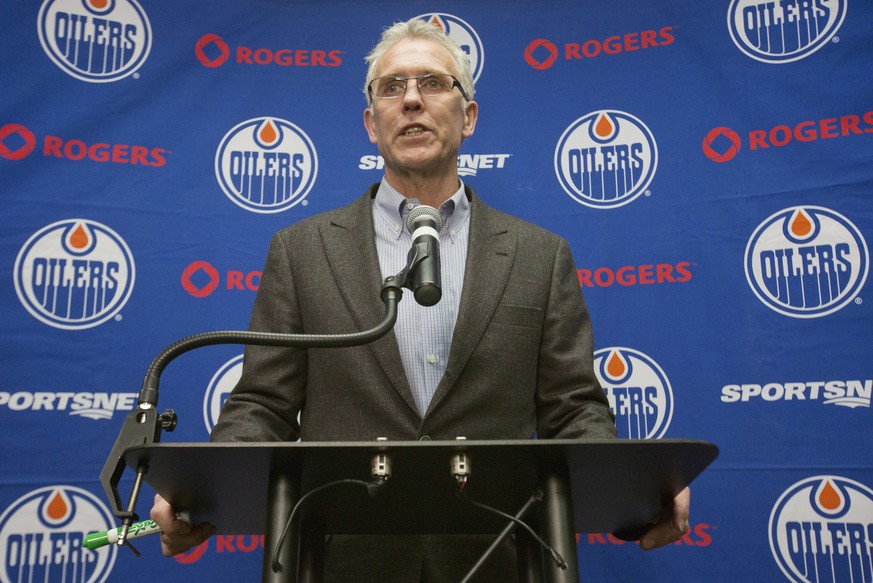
[535,238,618,440]
[210,230,306,442]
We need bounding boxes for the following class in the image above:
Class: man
[152,18,690,581]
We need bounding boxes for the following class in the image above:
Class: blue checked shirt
[372,178,470,416]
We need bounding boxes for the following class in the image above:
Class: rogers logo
[0,122,168,166]
[524,39,558,70]
[194,33,342,68]
[703,111,873,162]
[173,540,209,564]
[181,261,260,298]
[524,27,675,70]
[702,127,742,162]
[173,535,264,564]
[577,261,693,288]
[195,33,230,68]
[586,522,713,547]
[0,124,37,160]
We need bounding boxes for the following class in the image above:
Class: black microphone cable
[270,477,388,573]
[455,482,567,581]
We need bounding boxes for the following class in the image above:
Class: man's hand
[150,494,216,556]
[639,487,691,551]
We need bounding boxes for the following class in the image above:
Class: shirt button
[406,202,415,210]
[427,354,438,364]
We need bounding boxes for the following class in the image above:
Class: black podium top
[124,439,717,536]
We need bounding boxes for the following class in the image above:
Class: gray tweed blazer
[211,184,616,443]
[209,184,616,581]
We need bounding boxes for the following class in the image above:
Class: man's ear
[462,100,478,139]
[363,107,378,144]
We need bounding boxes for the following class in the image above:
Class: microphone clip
[400,205,443,307]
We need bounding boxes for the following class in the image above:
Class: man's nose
[402,81,424,109]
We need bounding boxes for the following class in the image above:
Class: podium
[123,439,717,583]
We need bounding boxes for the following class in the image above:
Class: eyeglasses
[368,73,468,101]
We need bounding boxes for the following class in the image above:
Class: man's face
[364,38,478,182]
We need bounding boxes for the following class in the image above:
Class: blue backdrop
[2,1,871,581]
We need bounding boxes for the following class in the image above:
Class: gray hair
[363,18,475,104]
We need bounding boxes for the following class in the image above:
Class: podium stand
[123,439,717,583]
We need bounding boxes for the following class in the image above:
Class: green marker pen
[83,512,190,550]
[83,519,162,550]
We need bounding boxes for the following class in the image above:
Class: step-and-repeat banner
[2,1,871,581]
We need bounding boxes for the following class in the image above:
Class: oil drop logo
[769,476,873,582]
[555,110,657,209]
[14,219,135,329]
[37,0,152,82]
[215,117,318,213]
[0,486,117,582]
[745,207,868,317]
[594,347,673,438]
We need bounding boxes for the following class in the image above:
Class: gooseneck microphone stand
[99,266,422,552]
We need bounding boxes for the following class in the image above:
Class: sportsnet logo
[745,207,868,318]
[0,391,138,419]
[415,13,484,83]
[555,110,658,209]
[727,0,846,64]
[769,475,873,582]
[215,117,317,213]
[0,486,116,582]
[14,220,135,330]
[594,347,673,439]
[37,0,152,82]
[359,153,510,176]
[721,379,871,409]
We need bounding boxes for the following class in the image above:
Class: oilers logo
[727,0,846,63]
[554,110,658,209]
[14,219,135,330]
[415,13,484,82]
[0,486,117,582]
[745,207,868,318]
[37,0,152,82]
[203,354,243,433]
[769,475,873,583]
[594,347,673,438]
[215,117,318,213]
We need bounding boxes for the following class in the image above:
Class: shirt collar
[373,178,469,240]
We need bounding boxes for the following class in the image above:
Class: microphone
[405,205,442,306]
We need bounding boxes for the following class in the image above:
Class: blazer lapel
[319,188,418,414]
[428,189,516,413]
